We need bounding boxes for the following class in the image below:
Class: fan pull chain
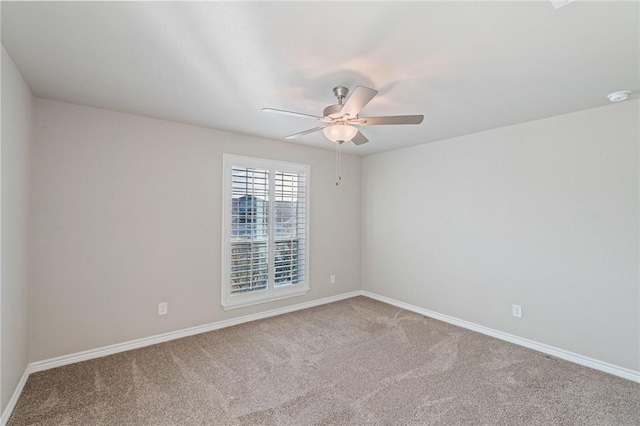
[335,142,343,186]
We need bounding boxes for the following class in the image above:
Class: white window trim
[221,154,310,309]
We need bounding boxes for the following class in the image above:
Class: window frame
[221,154,310,309]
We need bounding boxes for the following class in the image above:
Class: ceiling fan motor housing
[323,104,344,119]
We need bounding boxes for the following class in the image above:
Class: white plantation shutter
[274,171,307,287]
[230,167,269,294]
[222,155,310,309]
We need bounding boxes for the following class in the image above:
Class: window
[222,154,310,309]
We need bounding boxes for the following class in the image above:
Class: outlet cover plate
[158,302,168,315]
[512,304,522,318]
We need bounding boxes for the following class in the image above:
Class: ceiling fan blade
[351,131,369,145]
[262,108,323,120]
[284,126,325,139]
[340,86,378,117]
[359,115,424,125]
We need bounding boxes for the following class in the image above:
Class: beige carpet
[8,296,640,425]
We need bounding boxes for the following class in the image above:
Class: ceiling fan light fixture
[264,85,423,146]
[323,124,358,143]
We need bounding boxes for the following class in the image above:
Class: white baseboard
[29,291,363,374]
[362,291,640,383]
[0,368,29,426]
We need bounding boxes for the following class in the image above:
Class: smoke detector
[607,91,631,103]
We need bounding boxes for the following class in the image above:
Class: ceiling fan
[262,86,424,145]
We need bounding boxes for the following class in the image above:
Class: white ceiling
[2,1,638,155]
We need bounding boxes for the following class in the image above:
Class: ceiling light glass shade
[323,124,358,143]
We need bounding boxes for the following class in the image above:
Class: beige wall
[1,47,33,413]
[363,100,640,371]
[29,98,362,362]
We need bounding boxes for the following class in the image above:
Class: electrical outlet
[158,302,168,316]
[330,275,336,284]
[512,304,522,318]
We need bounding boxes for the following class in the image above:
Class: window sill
[222,288,309,310]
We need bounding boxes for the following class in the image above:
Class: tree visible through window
[222,155,309,309]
